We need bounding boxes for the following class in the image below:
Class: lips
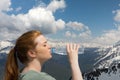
[48,49,51,53]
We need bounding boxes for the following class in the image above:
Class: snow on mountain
[94,40,120,68]
[0,41,13,49]
[98,70,120,80]
[1,40,120,80]
[114,40,120,47]
[84,63,120,80]
[0,40,84,55]
[0,41,14,54]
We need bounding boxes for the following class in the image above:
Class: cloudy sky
[0,0,120,47]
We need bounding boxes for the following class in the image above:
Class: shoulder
[18,70,56,80]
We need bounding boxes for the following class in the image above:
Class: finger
[75,43,77,50]
[70,43,72,51]
[76,44,80,51]
[66,43,69,52]
[73,43,76,50]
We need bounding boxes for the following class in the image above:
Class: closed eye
[43,41,47,47]
[43,44,47,47]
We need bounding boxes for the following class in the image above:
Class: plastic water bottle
[51,47,56,54]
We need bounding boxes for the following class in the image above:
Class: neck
[22,59,44,73]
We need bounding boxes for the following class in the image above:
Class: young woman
[4,30,83,80]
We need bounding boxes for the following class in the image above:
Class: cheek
[36,48,43,53]
[35,47,47,54]
[36,48,52,60]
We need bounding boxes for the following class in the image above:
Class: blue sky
[0,0,120,47]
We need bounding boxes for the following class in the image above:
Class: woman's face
[33,35,52,62]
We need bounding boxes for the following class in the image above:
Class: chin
[46,54,52,60]
[43,56,52,63]
[49,54,52,59]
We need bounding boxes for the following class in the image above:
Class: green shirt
[18,70,56,80]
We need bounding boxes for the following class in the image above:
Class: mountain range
[0,40,120,80]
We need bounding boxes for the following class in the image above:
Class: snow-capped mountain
[94,40,120,68]
[83,41,120,80]
[84,63,120,80]
[0,40,84,55]
[1,39,120,68]
[0,40,14,54]
[0,40,120,80]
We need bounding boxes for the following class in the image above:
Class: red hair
[4,30,42,80]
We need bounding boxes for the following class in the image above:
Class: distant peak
[113,40,120,47]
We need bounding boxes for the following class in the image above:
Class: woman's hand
[66,43,80,63]
[66,43,83,80]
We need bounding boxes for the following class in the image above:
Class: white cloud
[35,0,46,7]
[65,31,71,37]
[15,7,22,12]
[65,18,120,47]
[93,26,120,46]
[0,0,12,12]
[0,0,66,40]
[114,10,120,22]
[118,4,120,6]
[79,30,91,38]
[66,21,85,31]
[65,31,77,38]
[47,0,66,12]
[82,7,120,47]
[55,19,65,30]
[0,0,91,43]
[90,8,120,46]
[27,7,65,33]
[72,33,77,38]
[65,21,92,39]
[49,2,120,47]
[1,0,120,48]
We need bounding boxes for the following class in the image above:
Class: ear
[27,50,37,58]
